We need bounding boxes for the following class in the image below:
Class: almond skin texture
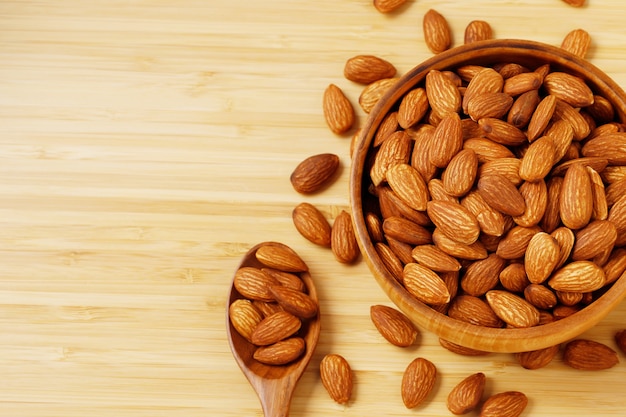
[560,163,593,230]
[427,200,481,245]
[331,210,360,264]
[514,344,560,370]
[429,112,464,168]
[447,372,486,415]
[269,285,318,319]
[571,220,617,260]
[359,77,399,113]
[403,262,451,305]
[561,28,592,59]
[486,290,540,328]
[426,69,462,119]
[423,9,451,54]
[398,87,429,129]
[344,54,396,84]
[292,202,331,247]
[323,84,355,135]
[563,339,620,370]
[253,337,305,365]
[290,153,340,194]
[370,304,419,347]
[464,20,493,44]
[544,72,594,108]
[320,354,353,404]
[477,174,526,217]
[401,357,437,409]
[250,311,302,346]
[524,231,560,284]
[442,149,479,197]
[370,130,413,186]
[615,330,626,355]
[229,299,264,343]
[548,260,606,293]
[480,391,528,417]
[387,163,430,211]
[411,244,461,272]
[233,267,280,302]
[255,242,309,272]
[373,0,408,13]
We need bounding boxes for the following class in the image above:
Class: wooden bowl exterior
[350,39,626,353]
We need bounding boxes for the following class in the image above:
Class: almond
[344,54,397,84]
[513,179,548,227]
[429,112,464,169]
[448,295,503,328]
[551,226,576,269]
[374,111,399,147]
[290,153,340,194]
[478,117,528,146]
[250,311,302,346]
[411,244,461,272]
[461,253,507,297]
[383,216,432,246]
[432,227,488,260]
[480,391,528,417]
[398,87,429,129]
[331,210,360,264]
[524,283,557,310]
[563,339,620,370]
[370,130,413,186]
[441,149,479,197]
[508,89,541,129]
[559,163,593,230]
[401,357,437,409]
[439,338,490,356]
[524,231,560,284]
[608,195,626,246]
[541,176,563,233]
[496,225,540,259]
[527,94,558,142]
[499,262,531,293]
[269,285,318,319]
[262,268,305,292]
[467,92,513,121]
[477,174,526,217]
[427,200,481,245]
[562,0,586,7]
[378,186,431,225]
[229,299,264,343]
[320,354,353,404]
[410,124,439,181]
[370,304,419,347]
[479,157,522,186]
[603,248,626,284]
[423,9,451,54]
[461,190,506,236]
[561,28,592,59]
[429,178,459,203]
[514,344,560,370]
[464,20,493,44]
[252,300,283,318]
[386,163,430,211]
[503,71,542,96]
[255,242,309,272]
[545,119,574,163]
[587,95,616,124]
[233,267,280,301]
[519,136,556,183]
[253,337,305,365]
[581,132,626,165]
[544,72,594,108]
[553,99,591,141]
[359,77,399,113]
[403,262,451,305]
[486,290,540,328]
[323,84,355,135]
[373,0,408,13]
[292,202,332,247]
[571,220,618,260]
[447,372,486,415]
[425,69,462,119]
[375,242,405,282]
[365,211,384,242]
[548,260,606,292]
[615,330,626,355]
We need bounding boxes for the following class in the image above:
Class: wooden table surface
[2,1,626,416]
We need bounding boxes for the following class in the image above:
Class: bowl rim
[350,38,626,353]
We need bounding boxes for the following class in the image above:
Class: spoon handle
[255,376,296,417]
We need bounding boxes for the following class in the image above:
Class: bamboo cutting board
[1,1,626,416]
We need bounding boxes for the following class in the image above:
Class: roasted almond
[496,225,540,259]
[462,68,504,114]
[524,283,557,310]
[320,354,353,404]
[432,227,488,260]
[427,200,481,245]
[464,20,493,44]
[548,260,606,293]
[423,9,451,54]
[467,92,513,121]
[563,339,620,370]
[398,87,429,129]
[514,344,560,370]
[559,163,593,230]
[359,77,400,113]
[524,231,560,284]
[441,149,479,197]
[323,84,355,135]
[513,179,548,227]
[344,54,397,84]
[544,72,594,108]
[446,372,486,415]
[486,290,540,328]
[373,0,408,13]
[425,69,462,119]
[561,28,592,59]
[401,357,437,409]
[256,242,309,272]
[477,174,526,217]
[460,253,507,297]
[234,267,280,302]
[370,304,419,347]
[403,262,451,305]
[331,210,360,264]
[383,216,432,246]
[250,311,302,346]
[411,244,461,272]
[429,112,464,168]
[448,295,503,328]
[292,202,332,247]
[290,153,340,194]
[480,391,528,417]
[229,299,264,343]
[269,285,318,319]
[370,130,413,186]
[571,219,617,260]
[253,337,305,365]
[386,163,430,211]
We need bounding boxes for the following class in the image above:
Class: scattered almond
[370,304,419,347]
[320,354,353,404]
[563,339,620,370]
[447,372,486,415]
[290,153,340,194]
[423,9,451,54]
[480,391,528,417]
[401,357,437,409]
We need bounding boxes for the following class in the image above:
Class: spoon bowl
[226,242,321,417]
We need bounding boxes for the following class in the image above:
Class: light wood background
[1,1,626,416]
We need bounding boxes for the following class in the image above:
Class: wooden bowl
[350,39,626,353]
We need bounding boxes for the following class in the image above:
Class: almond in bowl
[349,39,626,353]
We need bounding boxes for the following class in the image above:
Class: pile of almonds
[231,3,626,416]
[229,242,318,365]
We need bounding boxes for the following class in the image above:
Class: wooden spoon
[226,242,321,417]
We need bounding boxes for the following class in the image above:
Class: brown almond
[401,357,437,409]
[430,112,464,168]
[234,267,280,301]
[587,95,616,124]
[423,9,451,54]
[461,253,507,297]
[331,210,360,264]
[253,337,305,365]
[541,176,563,233]
[587,167,609,221]
[427,200,481,245]
[462,68,504,114]
[359,77,400,113]
[366,211,385,243]
[467,92,513,121]
[553,99,591,141]
[425,69,462,119]
[373,0,408,13]
[486,290,541,328]
[563,339,620,370]
[447,372,486,415]
[562,0,586,7]
[478,117,528,146]
[548,260,606,292]
[615,330,626,355]
[290,153,340,194]
[411,244,461,272]
[375,242,405,282]
[524,283,558,310]
[500,262,531,293]
[250,311,302,346]
[292,202,332,247]
[461,190,506,236]
[508,89,541,129]
[439,338,490,356]
[545,119,575,163]
[370,304,419,347]
[269,285,318,319]
[410,124,439,182]
[561,28,592,59]
[387,163,430,211]
[323,84,355,135]
[262,268,305,292]
[560,163,593,230]
[374,111,399,147]
[524,231,560,284]
[609,195,626,246]
[464,20,493,44]
[441,149,479,197]
[513,179,548,227]
[448,295,503,328]
[572,220,618,260]
[496,225,540,259]
[551,226,576,269]
[432,227,488,260]
[514,344,560,370]
[344,54,396,84]
[256,242,308,272]
[503,72,542,96]
[320,354,353,404]
[398,87,429,129]
[229,299,264,343]
[479,157,522,186]
[527,95,558,142]
[544,72,594,108]
[403,262,451,305]
[603,248,626,284]
[378,186,432,225]
[477,174,526,217]
[370,130,413,186]
[480,391,528,417]
[581,132,626,165]
[429,178,459,203]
